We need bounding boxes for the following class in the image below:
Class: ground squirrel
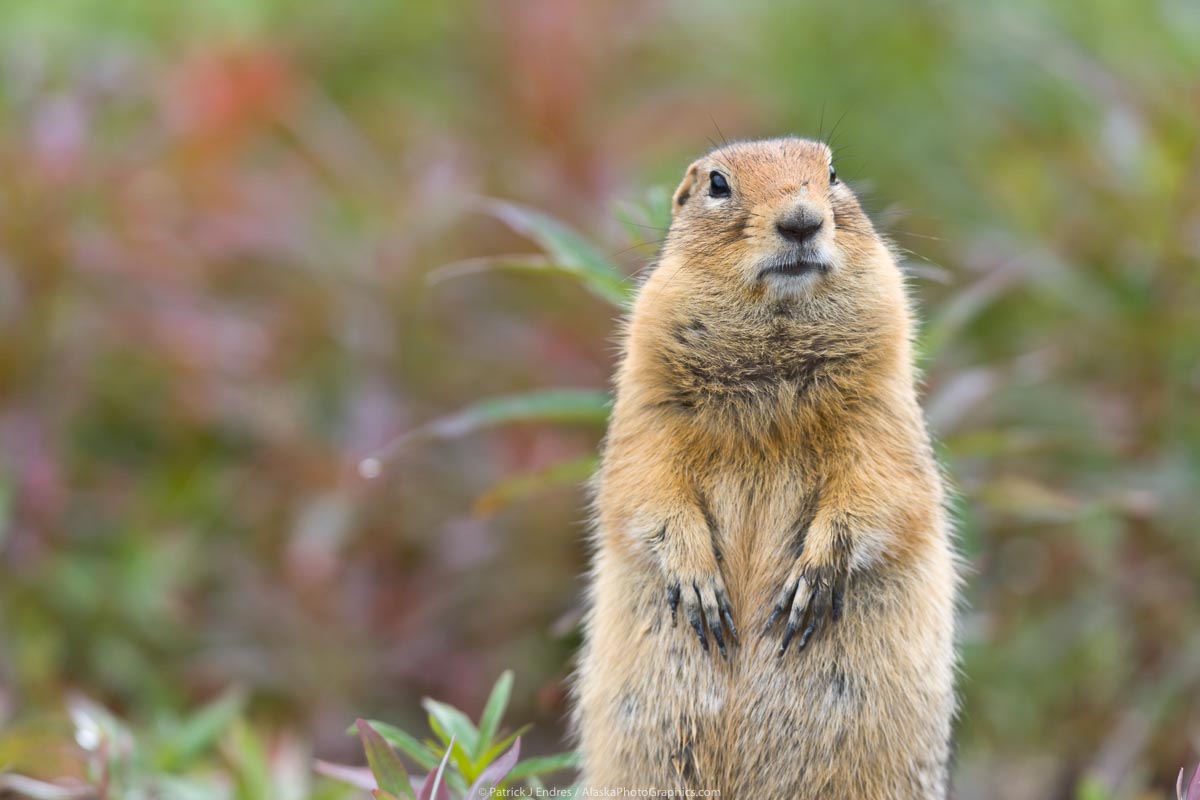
[572,137,958,797]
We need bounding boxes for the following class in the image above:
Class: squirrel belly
[571,137,958,799]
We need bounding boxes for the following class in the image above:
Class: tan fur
[572,138,958,798]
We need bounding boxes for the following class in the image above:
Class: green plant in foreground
[0,672,577,799]
[0,689,342,799]
[318,671,579,798]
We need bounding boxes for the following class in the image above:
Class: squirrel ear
[671,162,700,216]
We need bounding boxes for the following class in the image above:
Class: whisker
[608,238,668,260]
[827,110,850,150]
[709,111,730,148]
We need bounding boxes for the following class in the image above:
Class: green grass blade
[423,390,611,441]
[427,254,587,288]
[446,389,610,432]
[474,671,513,762]
[473,456,598,516]
[482,199,632,307]
[359,390,611,474]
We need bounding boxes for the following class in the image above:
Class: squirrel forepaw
[665,570,738,659]
[762,556,849,656]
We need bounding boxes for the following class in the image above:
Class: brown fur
[572,138,958,798]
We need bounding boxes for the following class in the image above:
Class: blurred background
[0,0,1198,797]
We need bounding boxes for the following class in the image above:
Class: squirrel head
[663,137,888,305]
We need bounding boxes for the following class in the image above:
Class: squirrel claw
[762,602,786,637]
[720,591,739,645]
[684,596,709,652]
[766,561,848,656]
[667,583,682,627]
[666,577,737,659]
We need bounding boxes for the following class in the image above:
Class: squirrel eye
[829,164,839,184]
[708,171,731,198]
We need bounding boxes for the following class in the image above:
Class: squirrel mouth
[758,256,831,279]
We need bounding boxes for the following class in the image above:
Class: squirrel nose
[776,208,824,245]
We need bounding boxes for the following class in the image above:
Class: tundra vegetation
[0,1,1197,797]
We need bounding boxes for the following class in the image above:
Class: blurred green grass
[0,0,1198,797]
